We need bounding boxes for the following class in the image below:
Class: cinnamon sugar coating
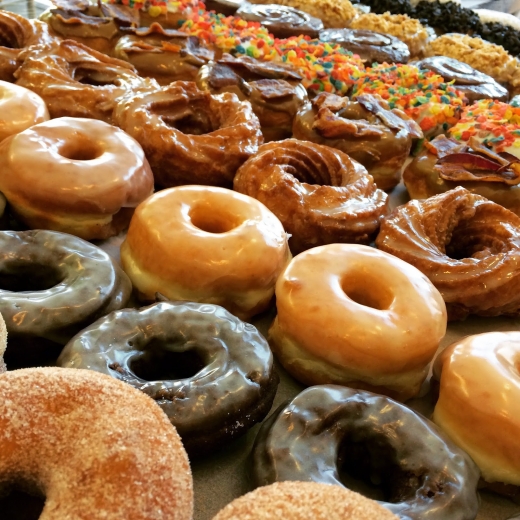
[0,367,193,519]
[234,139,388,253]
[376,187,520,320]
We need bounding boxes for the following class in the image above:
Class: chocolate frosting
[252,385,480,520]
[58,301,279,456]
[413,56,509,103]
[235,4,324,39]
[320,28,410,64]
[204,0,245,16]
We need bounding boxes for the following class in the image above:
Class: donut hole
[284,156,337,185]
[341,274,394,310]
[0,482,45,520]
[73,67,120,87]
[189,204,241,234]
[129,339,206,381]
[0,29,22,49]
[0,262,63,292]
[150,100,218,135]
[58,139,103,161]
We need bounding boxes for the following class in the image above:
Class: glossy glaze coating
[234,139,388,254]
[113,81,263,188]
[433,332,520,485]
[120,186,290,319]
[412,57,509,103]
[0,81,49,142]
[0,230,131,365]
[15,40,158,124]
[376,187,520,320]
[320,28,410,64]
[235,3,324,38]
[0,367,193,520]
[269,244,446,400]
[252,386,480,520]
[58,301,278,456]
[0,117,154,240]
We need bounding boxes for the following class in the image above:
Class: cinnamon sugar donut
[212,482,399,520]
[114,81,263,188]
[376,187,520,320]
[0,81,49,142]
[0,117,153,240]
[0,367,193,520]
[15,40,158,124]
[233,139,388,253]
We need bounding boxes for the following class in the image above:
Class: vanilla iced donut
[0,117,153,240]
[0,81,49,142]
[269,244,447,401]
[121,186,291,319]
[433,331,520,486]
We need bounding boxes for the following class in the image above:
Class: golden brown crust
[234,139,388,253]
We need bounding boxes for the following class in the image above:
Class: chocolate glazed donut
[252,386,480,520]
[58,301,279,456]
[0,230,131,368]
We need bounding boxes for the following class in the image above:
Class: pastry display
[0,81,49,142]
[211,481,399,520]
[234,140,388,253]
[0,230,131,368]
[113,81,263,187]
[58,301,279,456]
[292,92,422,191]
[252,386,480,520]
[120,186,290,319]
[268,244,446,400]
[0,367,193,520]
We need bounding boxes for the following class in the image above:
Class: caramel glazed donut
[376,187,520,320]
[58,301,279,456]
[252,386,480,520]
[0,230,131,368]
[0,367,193,520]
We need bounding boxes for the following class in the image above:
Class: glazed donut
[0,117,154,240]
[115,25,218,85]
[320,28,410,64]
[0,230,131,368]
[233,139,388,254]
[113,81,263,188]
[292,93,422,191]
[433,332,520,488]
[197,54,307,142]
[0,81,49,142]
[376,187,520,320]
[15,40,158,124]
[0,10,54,83]
[235,4,324,38]
[0,367,193,520]
[120,186,290,319]
[252,386,480,520]
[58,301,279,456]
[212,482,399,520]
[269,244,446,400]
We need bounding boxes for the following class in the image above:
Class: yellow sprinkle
[148,5,162,17]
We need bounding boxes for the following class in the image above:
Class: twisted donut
[234,139,388,253]
[376,186,520,320]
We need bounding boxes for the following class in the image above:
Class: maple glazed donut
[269,244,447,401]
[120,186,290,320]
[0,117,154,240]
[114,81,263,188]
[252,386,480,520]
[58,301,279,456]
[234,139,388,254]
[0,367,193,520]
[0,81,49,142]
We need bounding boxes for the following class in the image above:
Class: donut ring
[252,385,480,520]
[0,117,153,240]
[233,139,388,254]
[376,187,520,320]
[114,81,263,188]
[0,230,131,368]
[0,367,193,520]
[15,40,158,123]
[58,301,279,456]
